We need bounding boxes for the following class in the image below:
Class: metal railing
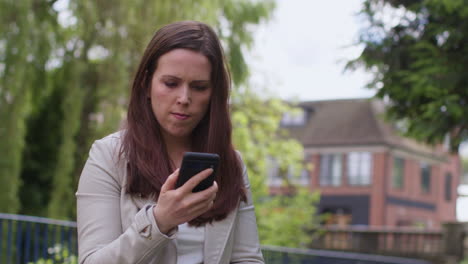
[0,213,77,264]
[1,213,436,264]
[261,245,432,264]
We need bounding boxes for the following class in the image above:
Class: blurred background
[1,0,467,263]
[245,0,468,222]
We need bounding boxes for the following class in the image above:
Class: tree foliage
[232,90,320,247]
[0,0,62,213]
[348,0,468,153]
[257,189,320,247]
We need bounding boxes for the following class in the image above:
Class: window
[281,109,306,126]
[295,167,310,186]
[347,152,372,186]
[320,154,342,186]
[267,158,282,186]
[392,157,405,189]
[267,157,310,186]
[285,164,310,186]
[298,154,312,186]
[445,173,452,201]
[420,162,431,193]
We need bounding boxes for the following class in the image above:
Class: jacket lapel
[204,209,238,264]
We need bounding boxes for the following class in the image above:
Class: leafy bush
[28,244,77,264]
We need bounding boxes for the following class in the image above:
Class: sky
[247,0,374,101]
[247,0,468,221]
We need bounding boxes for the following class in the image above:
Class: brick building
[272,98,461,229]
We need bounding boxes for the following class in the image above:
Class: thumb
[161,168,179,193]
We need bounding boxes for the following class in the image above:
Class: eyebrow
[161,75,181,80]
[161,75,210,83]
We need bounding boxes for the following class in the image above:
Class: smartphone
[176,152,219,192]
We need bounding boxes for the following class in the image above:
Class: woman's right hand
[152,168,218,234]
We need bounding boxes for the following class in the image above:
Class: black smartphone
[176,152,219,192]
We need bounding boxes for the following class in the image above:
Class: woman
[76,21,264,264]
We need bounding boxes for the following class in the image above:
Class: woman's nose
[177,86,191,105]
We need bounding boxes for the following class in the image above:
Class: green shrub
[28,244,77,264]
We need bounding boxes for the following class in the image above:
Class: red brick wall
[369,152,387,226]
[310,154,320,191]
[437,154,460,223]
[277,149,460,229]
[384,153,459,228]
[385,204,440,229]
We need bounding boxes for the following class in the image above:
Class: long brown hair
[121,21,246,225]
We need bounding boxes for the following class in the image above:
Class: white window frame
[347,152,372,186]
[320,154,342,186]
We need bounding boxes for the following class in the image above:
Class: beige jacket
[76,132,264,264]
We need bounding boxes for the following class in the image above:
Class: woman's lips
[172,112,190,120]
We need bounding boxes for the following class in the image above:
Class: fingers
[187,199,215,217]
[184,191,217,216]
[208,181,218,199]
[161,168,179,193]
[179,168,213,193]
[184,181,218,209]
[212,181,218,193]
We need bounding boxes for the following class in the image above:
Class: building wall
[369,152,386,226]
[385,204,439,228]
[437,154,460,223]
[385,157,438,227]
[384,152,459,228]
[309,152,375,226]
[301,148,459,229]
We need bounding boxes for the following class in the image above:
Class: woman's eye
[164,82,177,88]
[193,85,207,91]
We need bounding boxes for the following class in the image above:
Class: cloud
[247,0,373,100]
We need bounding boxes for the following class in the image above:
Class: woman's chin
[164,129,192,140]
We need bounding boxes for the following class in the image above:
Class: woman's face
[150,48,212,141]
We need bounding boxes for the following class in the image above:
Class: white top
[176,223,205,264]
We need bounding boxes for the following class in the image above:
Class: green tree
[0,0,62,213]
[232,90,320,247]
[257,189,320,247]
[348,0,468,153]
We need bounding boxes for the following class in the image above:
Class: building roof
[284,98,446,160]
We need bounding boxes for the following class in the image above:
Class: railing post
[358,231,378,254]
[7,220,12,264]
[33,223,40,263]
[463,223,468,262]
[282,250,289,264]
[0,219,3,262]
[442,222,467,264]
